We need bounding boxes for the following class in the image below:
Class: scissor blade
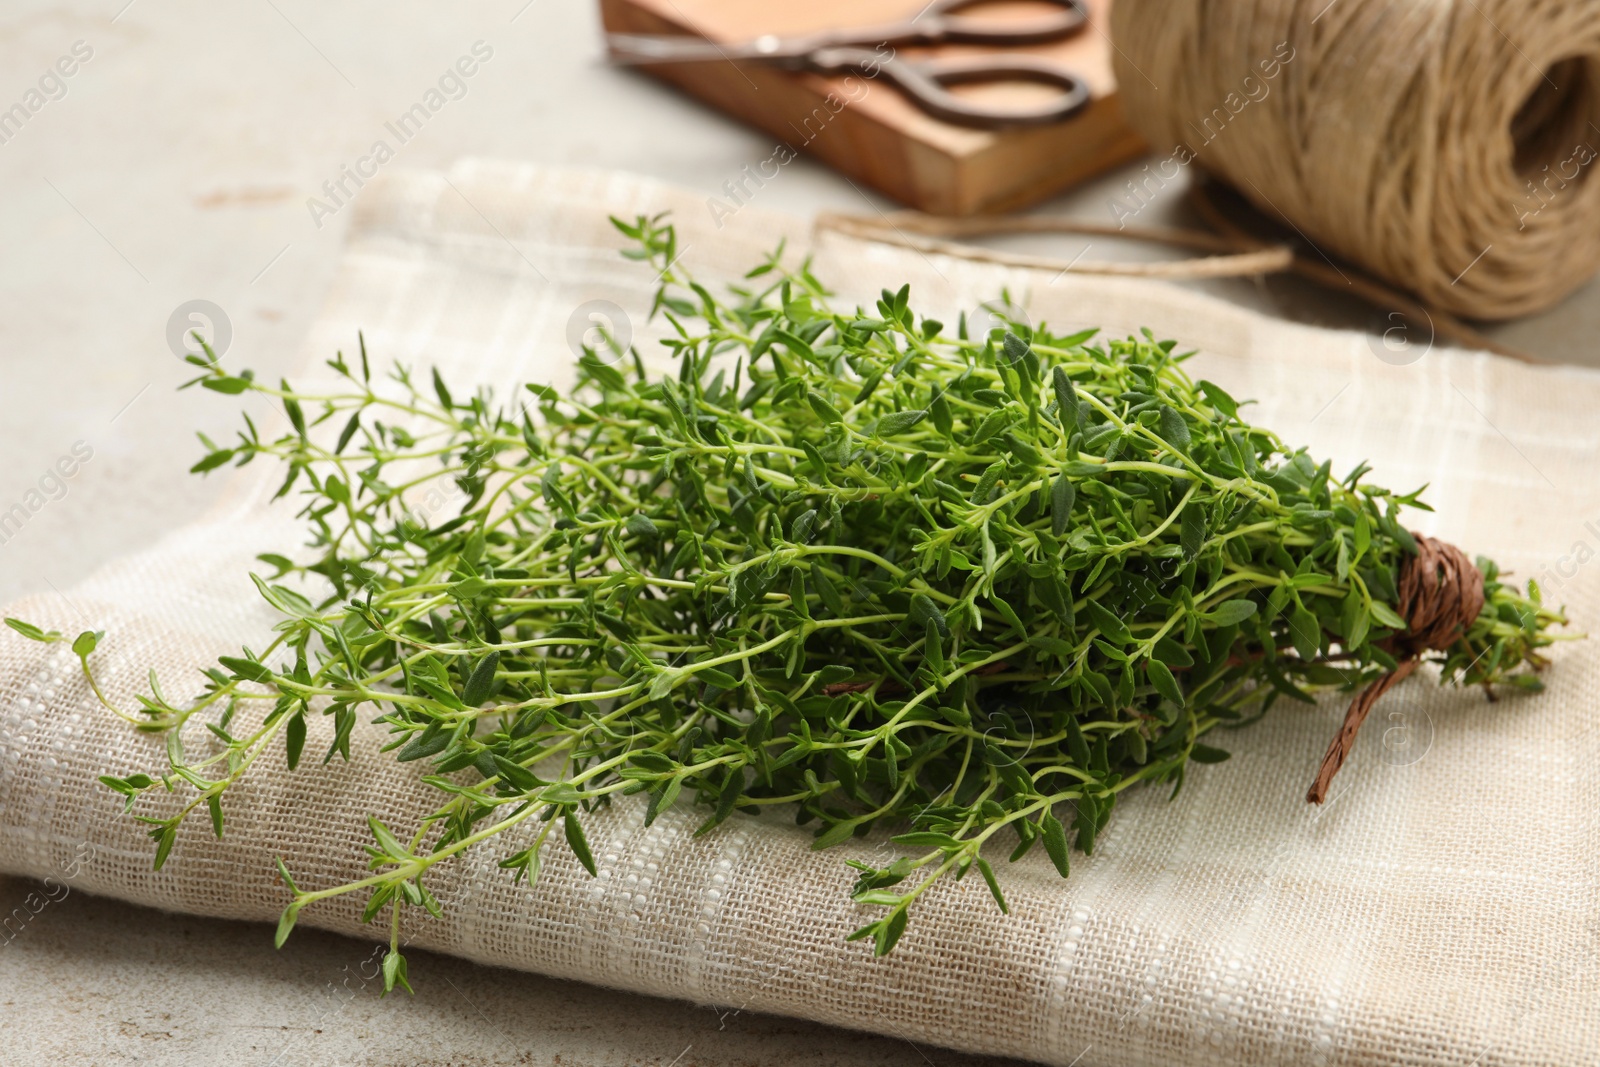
[606,33,780,65]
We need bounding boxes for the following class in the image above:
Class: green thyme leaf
[5,618,61,643]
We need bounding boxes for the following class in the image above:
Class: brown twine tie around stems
[1305,534,1485,804]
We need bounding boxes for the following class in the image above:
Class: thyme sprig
[8,215,1569,991]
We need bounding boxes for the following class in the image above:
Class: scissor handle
[814,47,1091,128]
[912,0,1088,46]
[802,0,1089,51]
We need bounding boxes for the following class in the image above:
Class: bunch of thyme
[7,215,1568,992]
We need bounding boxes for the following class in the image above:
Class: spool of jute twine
[1110,0,1600,320]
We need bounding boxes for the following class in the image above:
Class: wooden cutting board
[598,0,1146,216]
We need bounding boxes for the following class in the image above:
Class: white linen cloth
[2,160,1596,1067]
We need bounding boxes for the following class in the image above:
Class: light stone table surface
[1,2,1595,1064]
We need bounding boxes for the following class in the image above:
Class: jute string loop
[813,184,1539,362]
[813,210,1297,279]
[1307,534,1485,803]
[1110,0,1600,320]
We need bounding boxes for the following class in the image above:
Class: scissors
[607,0,1093,130]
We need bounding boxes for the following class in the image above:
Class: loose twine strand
[813,181,1539,362]
[1110,0,1600,321]
[1307,534,1484,803]
[815,207,1296,278]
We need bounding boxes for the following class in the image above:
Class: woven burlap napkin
[2,160,1596,1067]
